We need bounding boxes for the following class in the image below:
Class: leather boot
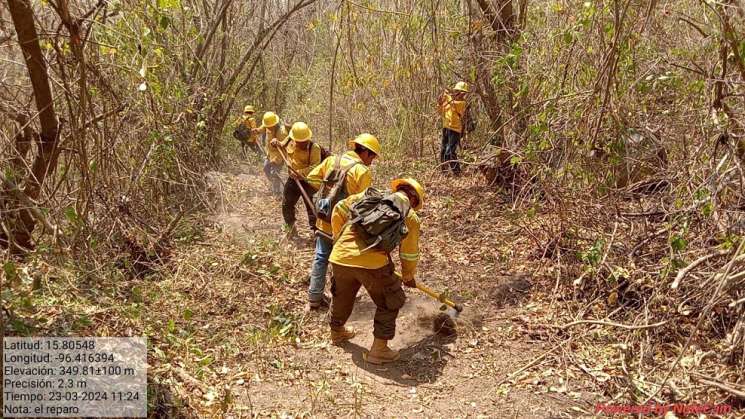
[330,327,356,345]
[365,338,400,364]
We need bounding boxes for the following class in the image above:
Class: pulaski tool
[396,273,463,335]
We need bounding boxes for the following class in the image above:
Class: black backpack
[346,188,410,253]
[313,155,360,222]
[308,141,331,162]
[233,123,250,142]
[318,144,331,161]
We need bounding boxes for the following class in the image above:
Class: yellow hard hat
[391,178,425,211]
[453,81,469,93]
[348,133,381,156]
[261,111,279,128]
[288,122,312,142]
[243,105,255,114]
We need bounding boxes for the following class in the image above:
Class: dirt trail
[204,164,600,418]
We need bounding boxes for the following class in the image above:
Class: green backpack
[346,188,410,253]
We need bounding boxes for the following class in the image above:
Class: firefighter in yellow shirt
[437,81,470,175]
[254,111,286,196]
[327,178,424,365]
[304,134,379,309]
[270,122,322,237]
[233,105,261,158]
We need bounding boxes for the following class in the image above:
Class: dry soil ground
[147,161,606,418]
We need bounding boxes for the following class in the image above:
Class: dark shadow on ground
[488,273,533,308]
[148,376,200,418]
[342,332,457,386]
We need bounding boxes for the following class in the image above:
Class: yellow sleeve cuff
[401,260,417,281]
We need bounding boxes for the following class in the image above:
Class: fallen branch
[729,297,745,308]
[645,240,745,403]
[712,254,745,283]
[495,342,565,386]
[719,269,745,283]
[671,249,731,289]
[618,210,665,217]
[691,374,745,399]
[558,319,669,331]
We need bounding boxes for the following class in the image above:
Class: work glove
[394,271,415,288]
[270,138,280,147]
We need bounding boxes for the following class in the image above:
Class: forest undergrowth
[2,0,745,416]
[4,144,744,416]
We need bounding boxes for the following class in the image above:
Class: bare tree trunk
[475,0,515,42]
[471,28,504,142]
[3,0,61,251]
[470,0,519,145]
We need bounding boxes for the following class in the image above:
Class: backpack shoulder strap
[337,155,362,178]
[323,155,342,183]
[340,159,360,177]
[306,141,319,160]
[331,195,369,245]
[332,213,366,246]
[343,159,361,170]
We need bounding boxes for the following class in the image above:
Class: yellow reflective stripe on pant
[400,252,419,261]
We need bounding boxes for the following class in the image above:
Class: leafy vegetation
[2,0,744,416]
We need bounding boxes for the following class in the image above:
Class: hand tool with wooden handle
[395,273,463,313]
[275,144,337,242]
[415,282,464,313]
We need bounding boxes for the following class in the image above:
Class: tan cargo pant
[329,263,406,340]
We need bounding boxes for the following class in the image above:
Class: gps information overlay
[3,337,146,417]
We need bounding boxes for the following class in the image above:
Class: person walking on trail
[304,133,380,310]
[271,121,322,238]
[327,178,425,365]
[254,111,286,196]
[233,105,261,158]
[437,81,471,175]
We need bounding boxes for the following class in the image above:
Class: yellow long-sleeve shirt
[264,125,287,165]
[438,93,466,134]
[306,151,372,235]
[329,191,420,281]
[235,115,259,143]
[280,139,322,177]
